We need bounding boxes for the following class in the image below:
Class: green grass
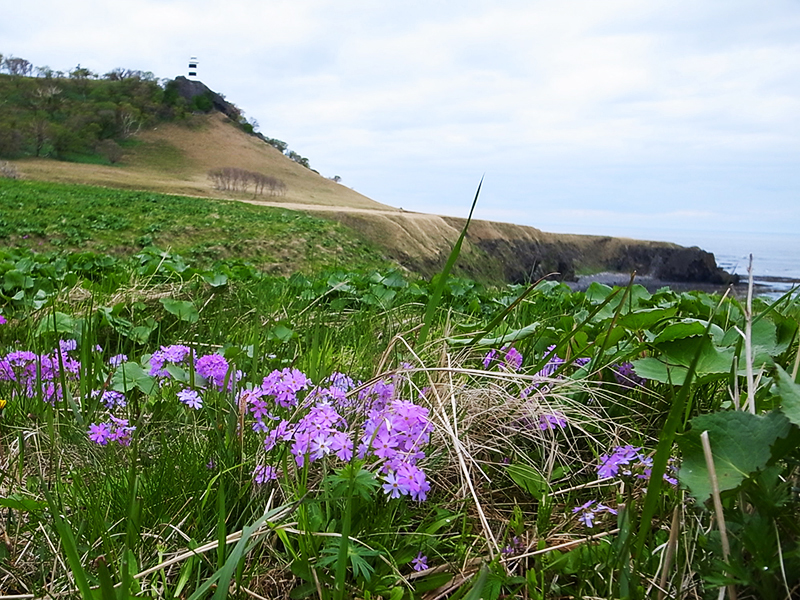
[0,227,799,598]
[125,138,190,173]
[0,179,391,274]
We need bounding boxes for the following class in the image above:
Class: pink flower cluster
[0,343,81,404]
[250,372,433,501]
[88,415,135,446]
[482,345,523,371]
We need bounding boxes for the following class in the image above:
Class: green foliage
[678,410,793,502]
[0,179,390,274]
[1,218,799,599]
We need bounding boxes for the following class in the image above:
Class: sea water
[623,228,800,298]
[559,225,800,298]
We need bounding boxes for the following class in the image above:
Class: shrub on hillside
[0,160,19,179]
[208,166,287,196]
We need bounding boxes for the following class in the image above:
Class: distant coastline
[567,271,799,298]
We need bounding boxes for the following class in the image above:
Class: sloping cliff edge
[312,209,736,286]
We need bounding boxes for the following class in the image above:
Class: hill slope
[10,112,733,286]
[16,112,388,210]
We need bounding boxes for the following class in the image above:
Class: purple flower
[149,344,192,377]
[382,471,404,499]
[412,552,428,572]
[99,390,126,410]
[88,422,112,445]
[572,500,617,528]
[536,345,564,378]
[538,412,567,431]
[196,353,235,389]
[108,415,135,446]
[482,349,497,369]
[177,388,203,410]
[612,362,647,388]
[500,345,523,371]
[597,445,645,479]
[58,339,77,354]
[330,431,354,461]
[253,464,278,484]
[262,368,310,407]
[0,315,7,325]
[502,536,524,555]
[108,354,127,367]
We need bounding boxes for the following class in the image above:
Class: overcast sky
[3,1,799,245]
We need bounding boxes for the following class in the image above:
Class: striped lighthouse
[188,57,199,79]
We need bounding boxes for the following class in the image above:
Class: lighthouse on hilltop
[188,57,199,79]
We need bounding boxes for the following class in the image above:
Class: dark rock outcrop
[315,210,737,287]
[171,76,241,121]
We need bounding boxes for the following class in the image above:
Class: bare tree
[3,56,33,76]
[208,167,287,197]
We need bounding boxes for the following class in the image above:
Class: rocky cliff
[314,209,736,286]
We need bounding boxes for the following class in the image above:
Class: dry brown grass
[15,113,391,211]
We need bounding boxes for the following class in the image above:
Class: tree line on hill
[207,167,287,197]
[0,53,316,172]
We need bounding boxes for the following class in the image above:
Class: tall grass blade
[42,485,97,599]
[633,316,716,565]
[417,177,482,347]
[187,502,296,600]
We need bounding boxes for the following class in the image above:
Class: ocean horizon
[542,224,799,297]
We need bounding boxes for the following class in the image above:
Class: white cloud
[2,0,799,240]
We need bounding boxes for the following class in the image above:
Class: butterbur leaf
[774,365,800,427]
[160,298,199,323]
[201,272,228,287]
[112,361,157,395]
[507,463,548,499]
[677,410,792,502]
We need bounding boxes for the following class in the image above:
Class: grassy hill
[3,75,732,285]
[15,112,389,210]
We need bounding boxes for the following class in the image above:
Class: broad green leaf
[618,307,676,331]
[653,320,706,344]
[36,311,76,336]
[268,324,295,342]
[201,272,228,287]
[112,362,157,395]
[585,282,613,303]
[774,365,800,427]
[677,410,792,502]
[160,298,199,323]
[0,494,46,512]
[381,270,407,289]
[507,463,548,499]
[3,269,34,291]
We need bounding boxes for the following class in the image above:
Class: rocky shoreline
[566,271,798,297]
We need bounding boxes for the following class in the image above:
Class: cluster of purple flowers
[92,389,127,410]
[177,388,203,410]
[148,344,242,391]
[535,345,565,378]
[538,412,567,431]
[251,371,433,501]
[148,344,192,378]
[611,362,647,388]
[572,500,618,528]
[482,345,523,371]
[597,444,677,485]
[88,415,135,446]
[0,342,81,404]
[501,536,525,555]
[0,314,6,325]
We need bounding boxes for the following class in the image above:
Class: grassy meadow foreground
[1,179,800,600]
